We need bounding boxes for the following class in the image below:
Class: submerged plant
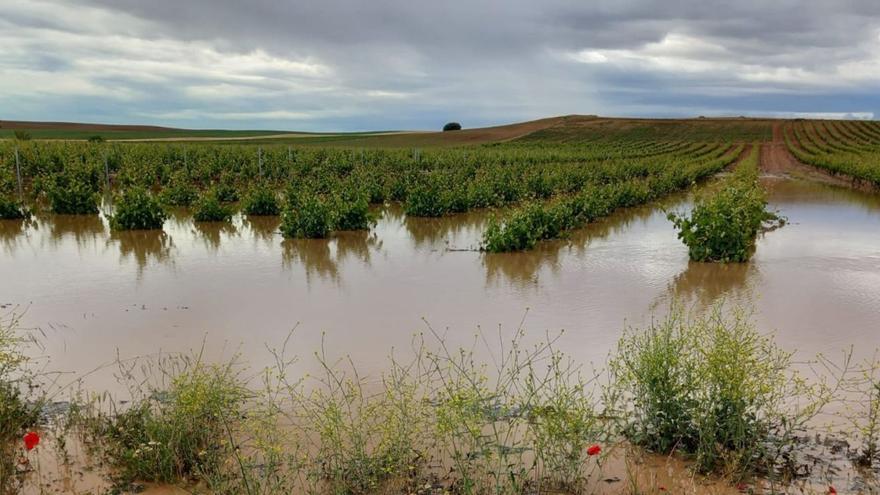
[110,187,167,231]
[45,171,99,215]
[160,172,198,207]
[280,193,332,238]
[331,193,374,231]
[241,186,280,216]
[193,189,234,222]
[839,352,880,467]
[668,147,776,262]
[0,195,28,220]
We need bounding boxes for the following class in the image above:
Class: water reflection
[336,230,380,264]
[282,238,338,283]
[108,230,175,279]
[192,222,238,251]
[281,231,380,285]
[398,208,488,249]
[482,199,662,289]
[0,218,34,254]
[764,178,880,211]
[242,216,281,247]
[46,214,105,248]
[3,178,880,394]
[656,261,758,311]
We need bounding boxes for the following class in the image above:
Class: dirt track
[759,123,854,187]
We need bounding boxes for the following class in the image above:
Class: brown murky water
[5,176,880,494]
[2,177,880,395]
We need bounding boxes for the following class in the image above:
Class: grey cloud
[3,0,880,129]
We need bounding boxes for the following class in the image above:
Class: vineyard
[1,116,878,251]
[0,118,770,249]
[784,119,880,187]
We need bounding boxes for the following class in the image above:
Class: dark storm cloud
[3,0,880,129]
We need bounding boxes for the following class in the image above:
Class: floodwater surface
[3,178,880,393]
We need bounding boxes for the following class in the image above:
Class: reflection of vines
[109,230,175,279]
[396,207,488,249]
[243,216,281,246]
[483,200,658,289]
[45,214,106,249]
[0,218,33,253]
[282,239,338,283]
[282,231,380,285]
[653,260,758,313]
[193,222,238,251]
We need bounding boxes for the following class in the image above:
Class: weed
[0,315,42,494]
[81,357,250,485]
[608,304,836,479]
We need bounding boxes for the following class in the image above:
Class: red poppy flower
[829,487,837,495]
[587,444,601,456]
[23,431,40,451]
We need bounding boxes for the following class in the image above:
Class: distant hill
[0,114,787,146]
[0,120,288,140]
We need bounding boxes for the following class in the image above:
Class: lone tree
[442,122,462,131]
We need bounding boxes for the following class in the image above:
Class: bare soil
[760,123,856,188]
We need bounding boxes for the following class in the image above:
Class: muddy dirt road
[760,123,854,187]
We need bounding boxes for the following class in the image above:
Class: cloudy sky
[3,0,880,130]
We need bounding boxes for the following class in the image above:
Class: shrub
[88,135,105,143]
[667,149,773,262]
[13,130,31,141]
[110,188,167,231]
[443,122,462,131]
[428,328,607,494]
[608,305,833,478]
[214,181,239,203]
[241,186,280,216]
[331,194,374,230]
[0,196,28,220]
[280,193,332,238]
[404,181,448,217]
[192,190,233,222]
[483,203,559,252]
[45,172,99,214]
[159,173,198,207]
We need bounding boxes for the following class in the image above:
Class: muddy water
[2,178,880,394]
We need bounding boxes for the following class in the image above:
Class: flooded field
[2,177,879,394]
